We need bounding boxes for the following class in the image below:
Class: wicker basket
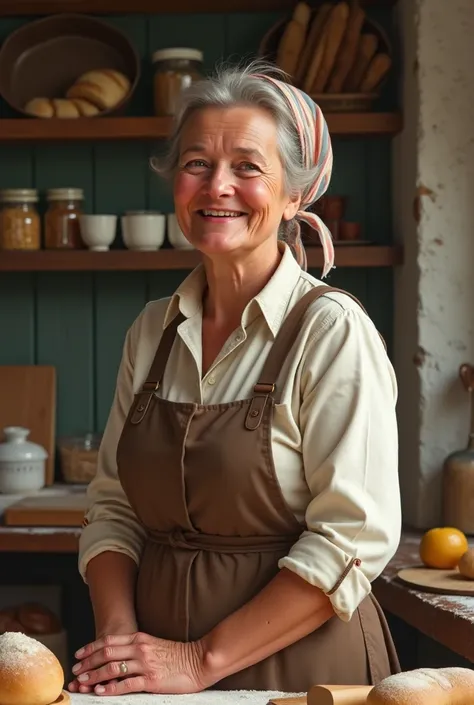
[258,4,392,112]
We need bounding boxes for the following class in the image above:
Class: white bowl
[167,213,194,250]
[122,211,165,251]
[80,215,117,251]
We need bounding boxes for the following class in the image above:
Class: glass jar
[44,188,84,249]
[152,47,204,117]
[0,189,40,250]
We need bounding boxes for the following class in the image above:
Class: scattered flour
[69,691,304,705]
[0,631,50,673]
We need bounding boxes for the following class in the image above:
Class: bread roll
[367,667,474,705]
[17,603,61,635]
[0,631,64,705]
[52,99,80,119]
[66,68,130,110]
[24,98,54,119]
[71,98,100,117]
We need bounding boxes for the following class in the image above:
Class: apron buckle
[130,381,160,425]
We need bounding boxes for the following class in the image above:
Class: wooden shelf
[0,246,403,272]
[0,114,402,143]
[0,0,397,16]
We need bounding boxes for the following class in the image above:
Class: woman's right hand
[68,620,138,694]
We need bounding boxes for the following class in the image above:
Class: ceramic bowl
[167,213,193,250]
[122,211,165,251]
[80,214,117,251]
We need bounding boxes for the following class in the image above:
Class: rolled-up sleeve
[78,318,147,582]
[278,305,401,621]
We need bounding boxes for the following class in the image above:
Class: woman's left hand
[69,632,210,696]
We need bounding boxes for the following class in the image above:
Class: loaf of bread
[66,68,130,110]
[24,97,82,119]
[24,97,54,118]
[295,2,332,86]
[312,1,350,93]
[344,33,378,91]
[327,4,365,93]
[0,631,64,705]
[367,667,474,705]
[0,603,61,636]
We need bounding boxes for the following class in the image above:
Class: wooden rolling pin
[270,684,372,705]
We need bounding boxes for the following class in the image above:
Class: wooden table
[2,525,474,662]
[373,531,474,664]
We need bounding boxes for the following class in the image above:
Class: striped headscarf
[251,74,334,278]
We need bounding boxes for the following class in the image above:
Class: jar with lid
[0,189,40,250]
[0,426,47,493]
[44,188,84,249]
[152,48,204,117]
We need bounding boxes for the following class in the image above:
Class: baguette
[293,1,312,30]
[327,4,365,93]
[295,3,332,86]
[344,33,378,91]
[302,35,327,93]
[312,2,350,93]
[275,19,306,76]
[367,667,474,705]
[360,52,392,92]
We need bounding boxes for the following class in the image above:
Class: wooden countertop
[373,531,474,663]
[2,522,474,661]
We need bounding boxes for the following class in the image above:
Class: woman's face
[173,106,301,258]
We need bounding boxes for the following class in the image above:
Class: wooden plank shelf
[0,114,402,142]
[0,0,398,16]
[0,246,403,272]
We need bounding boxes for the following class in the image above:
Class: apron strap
[245,285,384,431]
[130,312,185,425]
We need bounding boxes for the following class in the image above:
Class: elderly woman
[69,61,401,697]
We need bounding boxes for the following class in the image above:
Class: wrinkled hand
[68,632,209,696]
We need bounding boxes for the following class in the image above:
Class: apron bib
[117,285,400,691]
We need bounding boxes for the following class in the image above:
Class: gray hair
[152,60,319,205]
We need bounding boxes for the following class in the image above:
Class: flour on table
[69,690,303,705]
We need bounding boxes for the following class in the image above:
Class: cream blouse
[79,243,401,622]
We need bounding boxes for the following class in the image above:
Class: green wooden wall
[0,9,397,461]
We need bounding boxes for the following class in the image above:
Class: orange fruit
[419,527,468,569]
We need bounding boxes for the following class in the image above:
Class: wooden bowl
[0,14,140,118]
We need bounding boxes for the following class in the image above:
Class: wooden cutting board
[398,565,474,595]
[0,365,56,485]
[3,492,87,527]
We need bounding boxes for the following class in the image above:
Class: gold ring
[119,661,128,675]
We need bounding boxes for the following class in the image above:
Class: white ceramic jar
[0,426,47,493]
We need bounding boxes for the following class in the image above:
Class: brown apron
[116,285,400,692]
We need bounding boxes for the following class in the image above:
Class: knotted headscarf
[251,74,334,278]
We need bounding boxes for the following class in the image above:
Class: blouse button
[207,376,216,386]
[354,558,362,567]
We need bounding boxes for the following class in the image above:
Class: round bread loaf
[0,631,64,705]
[367,667,474,705]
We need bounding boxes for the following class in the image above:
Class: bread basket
[258,0,392,112]
[0,13,140,118]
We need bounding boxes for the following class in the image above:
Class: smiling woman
[71,61,401,698]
